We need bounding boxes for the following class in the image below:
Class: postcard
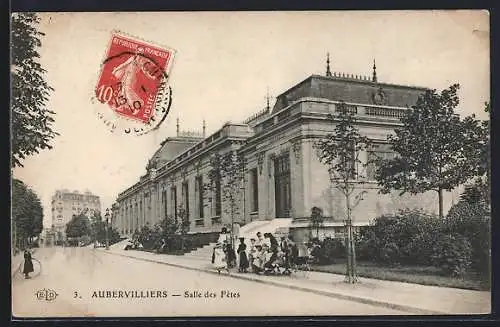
[11,10,491,318]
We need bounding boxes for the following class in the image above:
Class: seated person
[262,244,274,269]
[252,245,264,272]
[248,238,257,266]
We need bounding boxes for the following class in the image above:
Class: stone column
[267,153,276,220]
[290,139,305,218]
[126,204,130,234]
[302,139,313,218]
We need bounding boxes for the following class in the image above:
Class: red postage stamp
[95,32,175,125]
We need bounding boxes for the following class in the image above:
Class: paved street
[12,247,407,317]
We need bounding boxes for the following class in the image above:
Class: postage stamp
[94,31,176,135]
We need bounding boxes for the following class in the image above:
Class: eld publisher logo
[35,289,58,301]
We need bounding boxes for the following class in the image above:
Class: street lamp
[105,208,110,250]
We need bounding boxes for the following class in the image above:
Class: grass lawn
[311,260,490,291]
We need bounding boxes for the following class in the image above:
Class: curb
[11,249,40,278]
[100,250,445,315]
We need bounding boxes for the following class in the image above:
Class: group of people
[212,230,304,275]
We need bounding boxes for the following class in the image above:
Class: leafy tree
[375,84,487,218]
[11,13,58,167]
[315,103,372,283]
[207,150,245,249]
[176,206,190,251]
[12,178,43,248]
[65,213,91,238]
[88,211,121,246]
[460,178,490,207]
[309,206,324,239]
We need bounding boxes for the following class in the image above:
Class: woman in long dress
[237,238,249,273]
[212,243,229,274]
[23,249,34,279]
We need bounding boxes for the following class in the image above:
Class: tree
[460,178,489,207]
[309,206,324,239]
[65,214,91,238]
[375,84,487,218]
[177,205,190,252]
[207,150,245,249]
[12,178,44,248]
[11,13,58,168]
[315,103,372,283]
[460,101,490,206]
[88,211,120,246]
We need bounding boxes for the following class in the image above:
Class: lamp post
[105,208,110,250]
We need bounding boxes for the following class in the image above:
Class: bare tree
[315,102,371,283]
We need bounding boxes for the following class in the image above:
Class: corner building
[115,65,446,241]
[51,189,102,241]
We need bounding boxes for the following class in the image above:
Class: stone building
[51,189,101,242]
[115,59,448,242]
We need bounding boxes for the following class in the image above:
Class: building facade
[115,62,448,241]
[51,189,102,241]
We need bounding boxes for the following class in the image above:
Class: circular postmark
[92,32,176,135]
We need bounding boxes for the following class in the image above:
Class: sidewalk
[11,253,23,277]
[11,248,39,277]
[99,247,490,315]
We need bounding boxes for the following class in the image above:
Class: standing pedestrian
[212,242,229,274]
[23,248,34,279]
[237,238,249,273]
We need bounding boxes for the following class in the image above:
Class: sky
[12,11,490,229]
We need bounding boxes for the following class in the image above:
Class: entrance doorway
[274,153,291,218]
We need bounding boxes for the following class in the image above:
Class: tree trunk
[438,188,444,219]
[344,193,358,283]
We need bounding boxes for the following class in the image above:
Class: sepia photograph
[10,10,491,317]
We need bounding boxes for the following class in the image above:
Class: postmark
[93,31,176,135]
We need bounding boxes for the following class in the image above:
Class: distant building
[51,189,101,242]
[39,228,56,247]
[115,58,449,242]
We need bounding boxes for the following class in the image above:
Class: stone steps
[183,242,217,259]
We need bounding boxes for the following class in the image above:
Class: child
[248,238,256,268]
[212,243,229,274]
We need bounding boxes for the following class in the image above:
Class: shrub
[358,209,441,266]
[379,242,401,266]
[400,232,437,266]
[165,235,183,252]
[355,234,379,261]
[312,237,346,264]
[430,233,473,277]
[445,201,491,277]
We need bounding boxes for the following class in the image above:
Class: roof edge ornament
[326,52,332,77]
